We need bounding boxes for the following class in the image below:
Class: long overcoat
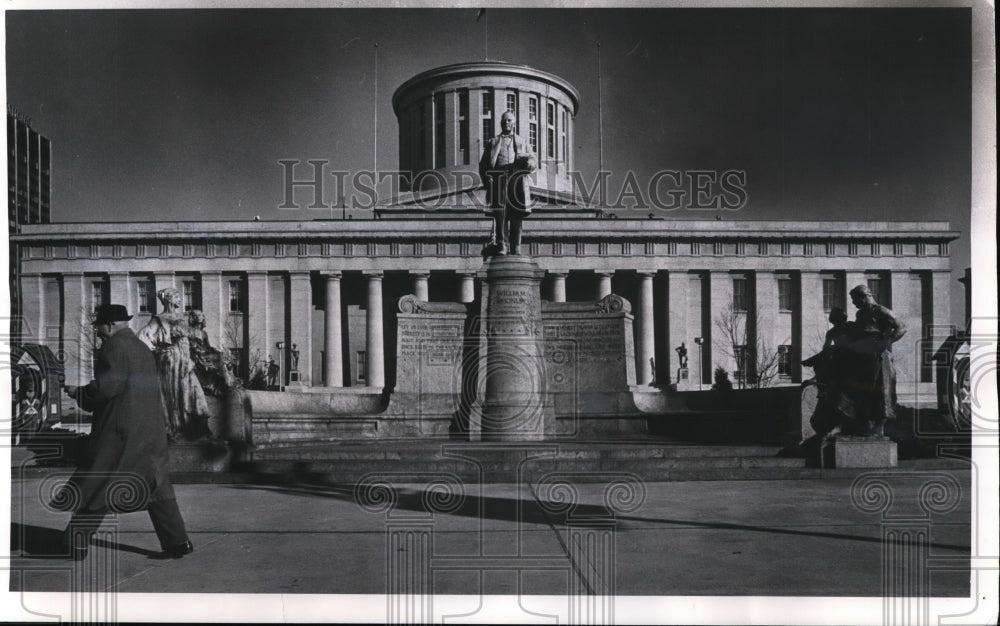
[61,328,175,514]
[479,133,535,216]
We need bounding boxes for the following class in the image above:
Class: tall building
[10,62,957,406]
[7,107,52,336]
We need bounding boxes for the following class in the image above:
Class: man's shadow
[9,522,160,559]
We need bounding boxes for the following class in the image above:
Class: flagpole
[373,42,379,208]
[597,42,604,205]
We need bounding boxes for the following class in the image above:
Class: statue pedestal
[478,255,549,442]
[167,439,232,473]
[288,370,301,386]
[830,435,898,468]
[675,367,698,391]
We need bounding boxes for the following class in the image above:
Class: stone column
[365,271,385,388]
[845,271,866,308]
[19,273,43,343]
[246,271,269,379]
[481,256,547,441]
[288,271,313,386]
[412,270,430,301]
[929,270,953,393]
[153,271,175,294]
[708,271,731,380]
[199,271,223,349]
[459,272,476,303]
[595,271,613,299]
[107,272,129,310]
[324,272,344,387]
[799,271,825,375]
[61,272,88,386]
[636,271,655,386]
[549,271,567,303]
[666,271,689,378]
[753,271,778,379]
[888,270,913,389]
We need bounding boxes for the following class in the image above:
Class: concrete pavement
[5,461,973,623]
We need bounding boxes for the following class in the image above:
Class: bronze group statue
[802,286,906,438]
[479,110,537,255]
[187,308,236,398]
[138,288,212,441]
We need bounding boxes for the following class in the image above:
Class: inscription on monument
[543,322,623,364]
[396,317,465,394]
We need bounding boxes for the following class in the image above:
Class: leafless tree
[58,306,100,382]
[221,314,265,387]
[714,299,784,389]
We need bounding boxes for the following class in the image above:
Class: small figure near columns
[288,343,301,384]
[676,343,688,369]
[266,356,279,389]
[479,110,536,256]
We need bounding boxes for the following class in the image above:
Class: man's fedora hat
[92,304,133,325]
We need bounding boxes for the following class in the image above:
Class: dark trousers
[67,498,189,550]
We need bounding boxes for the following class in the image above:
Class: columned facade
[13,219,957,401]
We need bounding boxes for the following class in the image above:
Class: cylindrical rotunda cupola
[392,61,580,195]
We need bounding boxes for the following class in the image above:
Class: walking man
[59,304,193,560]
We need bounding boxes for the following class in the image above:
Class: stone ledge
[832,436,898,468]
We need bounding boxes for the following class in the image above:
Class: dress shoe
[151,540,194,560]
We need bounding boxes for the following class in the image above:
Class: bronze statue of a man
[479,110,537,255]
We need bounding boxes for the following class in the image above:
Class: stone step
[246,442,788,462]
[181,458,968,485]
[227,446,810,484]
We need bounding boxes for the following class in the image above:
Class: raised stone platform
[831,436,898,468]
[166,439,233,473]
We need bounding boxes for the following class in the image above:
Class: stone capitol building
[11,61,957,445]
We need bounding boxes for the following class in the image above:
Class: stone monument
[477,255,549,441]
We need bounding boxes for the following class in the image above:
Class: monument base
[831,435,898,468]
[167,439,232,472]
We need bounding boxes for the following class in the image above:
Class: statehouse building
[10,62,958,414]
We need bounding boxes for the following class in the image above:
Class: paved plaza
[5,461,976,623]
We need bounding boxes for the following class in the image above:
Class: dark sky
[6,8,972,302]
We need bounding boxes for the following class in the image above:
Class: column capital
[107,270,129,277]
[410,270,430,277]
[363,270,384,279]
[320,271,343,280]
[594,270,615,277]
[548,271,569,278]
[636,270,656,278]
[245,270,268,278]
